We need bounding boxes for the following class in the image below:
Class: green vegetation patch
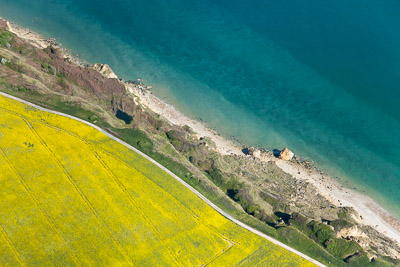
[325,238,363,259]
[0,30,13,47]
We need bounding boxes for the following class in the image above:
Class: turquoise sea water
[1,0,400,216]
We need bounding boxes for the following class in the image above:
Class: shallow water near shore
[1,0,400,217]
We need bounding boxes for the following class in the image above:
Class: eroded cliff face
[93,63,118,79]
[45,48,127,98]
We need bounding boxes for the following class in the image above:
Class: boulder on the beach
[279,148,294,161]
[252,149,261,158]
[93,63,118,79]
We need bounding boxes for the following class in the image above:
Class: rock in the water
[279,148,294,161]
[93,63,118,79]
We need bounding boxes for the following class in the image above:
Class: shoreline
[3,18,91,67]
[5,17,400,250]
[128,83,400,247]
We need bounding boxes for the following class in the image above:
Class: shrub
[137,139,153,151]
[0,31,13,47]
[330,219,353,232]
[289,212,308,227]
[344,252,371,266]
[166,130,177,140]
[325,238,362,259]
[5,60,23,73]
[166,130,183,148]
[112,128,153,153]
[337,207,352,220]
[206,167,225,188]
[88,115,98,122]
[259,191,288,212]
[56,72,66,79]
[228,187,260,216]
[308,221,334,244]
[41,62,55,75]
[256,209,278,227]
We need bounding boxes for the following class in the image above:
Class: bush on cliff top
[325,238,363,259]
[308,220,335,244]
[0,30,13,47]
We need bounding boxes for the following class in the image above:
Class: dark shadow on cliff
[273,149,281,158]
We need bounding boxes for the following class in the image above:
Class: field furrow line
[93,146,239,266]
[203,237,236,267]
[37,120,201,222]
[0,223,26,267]
[21,117,134,266]
[97,148,240,247]
[98,147,201,220]
[89,147,182,266]
[255,250,286,267]
[0,148,79,266]
[38,120,229,266]
[36,120,89,143]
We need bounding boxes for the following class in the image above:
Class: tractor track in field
[0,221,26,267]
[0,91,326,267]
[36,118,234,266]
[0,146,80,266]
[22,117,135,266]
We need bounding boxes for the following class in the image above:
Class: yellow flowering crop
[0,95,314,266]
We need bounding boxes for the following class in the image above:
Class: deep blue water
[1,0,400,216]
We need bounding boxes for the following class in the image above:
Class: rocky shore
[1,18,399,264]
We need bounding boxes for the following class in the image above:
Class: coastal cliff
[0,19,399,266]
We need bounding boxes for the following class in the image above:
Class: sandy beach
[5,20,54,49]
[6,17,400,254]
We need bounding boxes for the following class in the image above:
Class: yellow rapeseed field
[0,95,314,266]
